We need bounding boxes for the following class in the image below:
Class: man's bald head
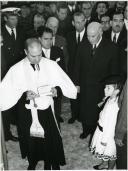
[46,17,59,36]
[87,22,103,45]
[25,38,42,64]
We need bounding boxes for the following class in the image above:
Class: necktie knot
[30,64,40,71]
[113,33,117,43]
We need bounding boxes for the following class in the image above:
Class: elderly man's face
[112,14,124,33]
[87,28,101,45]
[26,43,42,64]
[101,16,111,31]
[73,15,86,32]
[40,32,53,49]
[47,20,58,36]
[96,3,107,16]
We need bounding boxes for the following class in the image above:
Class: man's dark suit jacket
[73,37,120,126]
[42,46,66,72]
[2,25,25,73]
[66,30,87,81]
[103,25,127,50]
[54,34,69,71]
[103,25,127,79]
[42,46,66,120]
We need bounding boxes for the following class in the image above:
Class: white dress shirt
[76,28,85,42]
[42,47,51,59]
[124,19,128,30]
[111,31,120,43]
[5,25,16,39]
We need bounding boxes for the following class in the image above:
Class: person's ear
[4,16,8,22]
[72,20,75,26]
[110,20,112,26]
[24,49,27,55]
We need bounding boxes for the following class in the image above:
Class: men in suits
[46,16,69,71]
[2,11,25,141]
[81,2,93,28]
[39,27,65,123]
[2,11,25,72]
[103,11,127,50]
[66,12,86,124]
[74,22,119,139]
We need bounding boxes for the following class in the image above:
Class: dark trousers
[2,105,17,140]
[54,97,62,118]
[82,122,97,135]
[70,93,80,119]
[116,134,127,169]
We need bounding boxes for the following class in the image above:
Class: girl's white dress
[90,97,119,161]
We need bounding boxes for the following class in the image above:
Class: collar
[124,19,128,30]
[5,25,16,37]
[111,31,120,40]
[42,47,51,59]
[93,36,102,48]
[76,27,85,41]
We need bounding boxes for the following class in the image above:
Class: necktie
[91,44,96,57]
[31,64,40,71]
[113,33,116,43]
[11,29,15,41]
[77,33,80,44]
[85,19,89,28]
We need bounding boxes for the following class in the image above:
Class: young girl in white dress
[90,75,123,170]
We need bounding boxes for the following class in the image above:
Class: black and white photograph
[0,1,127,170]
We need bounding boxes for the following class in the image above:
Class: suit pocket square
[56,58,61,62]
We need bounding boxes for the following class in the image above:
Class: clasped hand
[26,88,57,100]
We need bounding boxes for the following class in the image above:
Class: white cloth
[42,47,51,59]
[0,57,77,111]
[90,97,119,160]
[0,57,77,137]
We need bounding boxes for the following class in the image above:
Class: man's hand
[115,138,124,147]
[50,87,57,97]
[26,90,39,100]
[76,86,80,93]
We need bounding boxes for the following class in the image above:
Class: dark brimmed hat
[100,74,124,85]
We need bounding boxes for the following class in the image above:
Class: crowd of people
[0,1,127,170]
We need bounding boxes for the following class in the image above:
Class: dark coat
[66,30,87,81]
[2,25,25,73]
[54,34,69,71]
[42,46,66,119]
[16,93,65,165]
[73,37,120,125]
[103,25,127,50]
[42,46,66,72]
